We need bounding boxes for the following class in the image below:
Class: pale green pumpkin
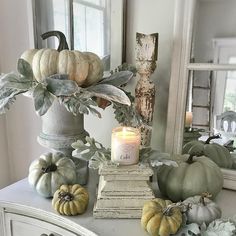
[21,31,103,86]
[157,154,223,202]
[183,135,233,169]
[183,193,221,225]
[28,152,77,198]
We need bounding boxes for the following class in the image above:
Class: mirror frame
[165,0,236,190]
[26,0,126,70]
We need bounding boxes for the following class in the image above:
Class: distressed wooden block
[93,202,143,219]
[93,163,155,218]
[99,176,154,196]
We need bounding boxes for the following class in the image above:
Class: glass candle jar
[111,126,141,165]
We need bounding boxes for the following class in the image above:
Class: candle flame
[122,127,127,133]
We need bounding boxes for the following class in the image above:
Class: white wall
[0,0,46,187]
[0,0,175,187]
[0,19,10,188]
[0,116,10,188]
[195,0,236,62]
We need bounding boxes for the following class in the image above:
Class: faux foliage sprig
[175,216,236,236]
[72,136,111,169]
[112,91,143,127]
[0,59,133,117]
[71,136,177,169]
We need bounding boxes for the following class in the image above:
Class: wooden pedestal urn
[38,100,89,185]
[93,163,155,218]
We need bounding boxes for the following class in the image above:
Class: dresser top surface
[0,170,236,236]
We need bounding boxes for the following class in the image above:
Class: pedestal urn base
[37,100,89,185]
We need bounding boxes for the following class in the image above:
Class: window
[73,0,110,57]
[34,0,112,69]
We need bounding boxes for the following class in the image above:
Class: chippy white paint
[93,163,154,218]
[135,33,158,147]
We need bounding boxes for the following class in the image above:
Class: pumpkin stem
[205,134,221,144]
[162,202,185,216]
[42,164,57,173]
[58,191,74,203]
[186,154,195,164]
[199,192,212,206]
[41,31,69,51]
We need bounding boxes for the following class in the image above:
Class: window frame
[28,0,126,70]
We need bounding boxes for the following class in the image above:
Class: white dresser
[0,170,236,236]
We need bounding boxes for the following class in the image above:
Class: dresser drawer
[5,213,78,236]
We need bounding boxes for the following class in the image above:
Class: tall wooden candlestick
[135,33,158,147]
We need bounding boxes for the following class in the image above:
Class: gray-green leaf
[86,84,131,105]
[99,71,133,87]
[0,73,33,90]
[60,95,101,117]
[33,83,55,116]
[112,92,142,126]
[17,58,33,79]
[78,103,89,115]
[201,219,236,236]
[0,88,24,114]
[175,223,200,236]
[46,76,78,96]
[139,148,178,167]
[87,106,102,118]
[88,151,109,169]
[49,74,69,80]
[72,136,110,168]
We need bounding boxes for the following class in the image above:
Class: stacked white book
[93,163,155,218]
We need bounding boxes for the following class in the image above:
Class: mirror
[185,0,236,147]
[32,0,125,70]
[192,0,236,63]
[166,0,236,190]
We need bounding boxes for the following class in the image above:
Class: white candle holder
[111,127,141,165]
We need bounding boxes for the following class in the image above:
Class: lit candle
[185,112,193,127]
[111,127,141,165]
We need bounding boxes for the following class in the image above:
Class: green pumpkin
[157,154,223,202]
[28,152,77,198]
[183,193,221,225]
[183,135,233,169]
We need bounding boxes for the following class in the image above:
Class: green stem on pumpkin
[162,202,185,216]
[41,31,69,51]
[42,164,57,173]
[205,134,221,144]
[58,191,74,203]
[186,154,195,164]
[199,192,212,206]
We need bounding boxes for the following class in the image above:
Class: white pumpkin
[21,49,103,86]
[28,152,77,198]
[183,193,222,225]
[21,31,103,86]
